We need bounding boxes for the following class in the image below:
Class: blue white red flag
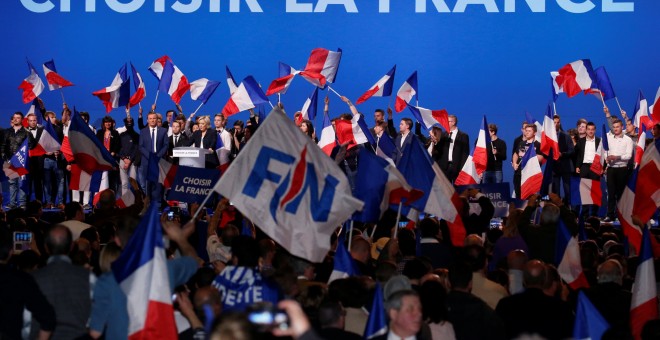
[617,168,642,252]
[221,76,269,116]
[590,125,608,176]
[364,282,388,339]
[328,230,360,283]
[574,291,609,340]
[116,185,136,208]
[129,62,146,108]
[632,90,650,129]
[585,66,616,102]
[651,85,660,124]
[26,98,43,125]
[395,71,418,112]
[299,48,342,88]
[631,226,658,340]
[298,87,318,124]
[225,65,239,95]
[158,158,178,189]
[3,138,29,178]
[356,65,396,104]
[42,59,73,91]
[556,219,589,289]
[266,62,299,96]
[541,104,560,160]
[112,204,177,339]
[317,113,337,156]
[190,78,220,105]
[18,60,45,104]
[407,105,449,132]
[635,124,647,167]
[551,72,563,102]
[92,64,130,113]
[213,108,363,262]
[29,118,61,157]
[68,165,103,192]
[555,59,596,97]
[376,132,396,164]
[68,108,116,173]
[157,57,190,105]
[633,138,660,227]
[570,177,602,207]
[335,115,371,149]
[520,143,542,200]
[455,115,490,186]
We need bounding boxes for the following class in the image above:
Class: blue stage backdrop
[1,1,659,186]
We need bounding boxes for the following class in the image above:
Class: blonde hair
[99,242,122,273]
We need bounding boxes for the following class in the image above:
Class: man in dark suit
[370,108,397,138]
[26,113,45,203]
[392,118,414,166]
[438,114,470,184]
[551,115,575,206]
[167,120,190,164]
[139,111,169,207]
[574,121,602,219]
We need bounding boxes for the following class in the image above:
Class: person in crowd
[59,201,92,241]
[26,113,45,204]
[484,123,507,183]
[317,300,362,340]
[139,110,169,205]
[118,116,140,196]
[2,112,29,209]
[574,121,602,218]
[512,123,544,198]
[191,116,219,169]
[300,119,317,142]
[371,107,396,138]
[418,217,453,269]
[584,259,631,330]
[214,113,232,151]
[604,118,633,222]
[96,116,121,193]
[463,244,508,310]
[551,114,575,206]
[167,120,190,164]
[438,114,470,184]
[371,289,428,340]
[576,118,587,139]
[42,111,66,210]
[420,280,456,339]
[491,207,529,271]
[392,117,414,166]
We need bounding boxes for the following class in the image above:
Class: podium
[173,147,211,168]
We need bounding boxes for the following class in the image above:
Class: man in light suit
[438,114,470,184]
[139,112,169,208]
[392,118,414,166]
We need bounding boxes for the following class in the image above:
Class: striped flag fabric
[28,118,61,157]
[395,71,418,112]
[3,139,29,179]
[299,48,342,88]
[68,108,116,173]
[407,105,449,132]
[651,85,660,124]
[189,78,221,104]
[573,291,609,340]
[617,169,642,253]
[634,124,647,167]
[334,115,370,149]
[356,65,396,104]
[327,230,360,283]
[520,143,542,200]
[42,59,73,91]
[158,158,178,189]
[630,226,658,340]
[364,282,387,339]
[541,104,560,160]
[225,65,239,95]
[157,57,190,105]
[584,66,616,102]
[590,125,608,176]
[632,90,649,129]
[551,72,563,102]
[554,59,596,97]
[18,60,45,104]
[298,87,318,124]
[570,177,602,207]
[556,219,589,290]
[455,116,489,185]
[129,62,146,108]
[633,138,660,226]
[317,113,336,156]
[92,64,130,113]
[265,62,299,96]
[221,76,269,116]
[69,165,103,193]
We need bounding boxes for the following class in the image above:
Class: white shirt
[583,137,597,164]
[400,132,409,147]
[218,129,232,151]
[448,128,458,162]
[387,331,416,340]
[605,132,633,167]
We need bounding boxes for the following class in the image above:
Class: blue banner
[167,166,220,203]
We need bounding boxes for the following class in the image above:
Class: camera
[539,195,551,202]
[247,304,289,332]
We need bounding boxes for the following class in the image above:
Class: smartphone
[247,308,289,331]
[13,232,32,253]
[540,195,551,201]
[167,211,175,221]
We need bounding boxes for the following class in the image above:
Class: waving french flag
[327,230,360,283]
[29,118,61,157]
[317,113,337,156]
[573,292,609,340]
[42,59,73,91]
[225,65,239,95]
[585,66,616,102]
[454,155,479,186]
[634,138,660,227]
[632,90,650,129]
[335,115,372,149]
[18,60,45,104]
[617,169,642,252]
[395,71,418,113]
[298,87,318,124]
[551,72,563,102]
[651,85,660,124]
[92,64,130,113]
[69,108,116,173]
[556,219,589,290]
[356,65,396,105]
[3,139,29,179]
[190,78,221,105]
[590,125,608,176]
[158,158,178,189]
[570,177,602,207]
[68,165,103,192]
[407,105,449,132]
[157,57,190,105]
[631,226,658,340]
[554,59,596,98]
[221,76,269,116]
[635,124,647,167]
[112,204,178,340]
[128,62,146,108]
[376,132,396,164]
[300,48,342,88]
[266,62,299,96]
[520,144,542,199]
[456,116,489,186]
[541,104,560,160]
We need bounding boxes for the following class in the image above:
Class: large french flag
[18,60,45,104]
[69,165,103,192]
[317,113,336,156]
[630,226,658,340]
[225,65,239,95]
[617,169,642,252]
[395,71,418,113]
[42,59,73,91]
[189,78,220,105]
[520,144,543,199]
[221,76,269,116]
[541,104,560,160]
[555,59,596,98]
[128,62,146,108]
[397,138,465,247]
[632,90,650,129]
[111,204,177,340]
[455,116,489,186]
[68,108,116,173]
[298,87,319,124]
[353,148,415,223]
[92,64,130,113]
[573,291,610,340]
[634,124,647,167]
[633,138,660,226]
[116,186,136,208]
[556,220,589,290]
[157,58,190,105]
[407,105,449,131]
[590,125,609,176]
[376,132,396,164]
[266,62,299,96]
[570,177,602,207]
[300,48,342,88]
[3,139,29,179]
[364,283,387,339]
[356,65,396,105]
[335,115,371,149]
[29,118,61,157]
[454,155,479,186]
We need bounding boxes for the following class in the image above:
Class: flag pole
[614,97,624,113]
[327,86,342,99]
[552,102,557,116]
[267,101,275,109]
[192,190,214,221]
[347,220,354,250]
[192,102,204,116]
[59,88,66,104]
[153,90,160,106]
[278,93,281,104]
[393,202,403,239]
[370,223,378,241]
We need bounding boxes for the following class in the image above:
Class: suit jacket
[139,125,169,178]
[190,130,219,168]
[552,131,575,174]
[167,133,191,163]
[95,129,121,157]
[391,132,414,165]
[438,129,470,175]
[575,136,602,180]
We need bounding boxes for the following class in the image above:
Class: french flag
[116,186,136,208]
[26,98,43,125]
[353,148,415,223]
[18,60,45,104]
[554,59,596,98]
[128,62,146,108]
[92,172,110,207]
[29,118,61,157]
[190,78,221,104]
[454,155,479,186]
[397,138,465,247]
[617,169,642,252]
[651,85,660,124]
[335,115,371,149]
[265,62,299,96]
[299,48,342,88]
[69,165,103,193]
[633,138,660,227]
[157,58,190,105]
[570,177,602,207]
[455,116,489,185]
[327,230,360,284]
[630,226,658,340]
[111,204,178,340]
[68,108,116,173]
[585,66,616,102]
[407,105,449,132]
[364,283,387,339]
[634,124,647,167]
[3,139,29,179]
[356,65,396,105]
[221,76,269,116]
[551,71,563,102]
[573,291,610,340]
[42,59,73,91]
[158,158,178,189]
[298,87,318,125]
[520,143,543,200]
[225,65,239,95]
[590,125,609,176]
[92,64,130,113]
[317,113,337,156]
[216,132,231,174]
[556,219,589,290]
[541,104,560,160]
[376,132,396,164]
[632,90,650,129]
[395,71,418,113]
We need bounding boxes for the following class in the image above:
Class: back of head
[318,300,345,328]
[231,235,260,267]
[46,224,73,256]
[398,228,416,256]
[97,189,116,210]
[99,242,121,273]
[461,244,487,272]
[384,289,418,312]
[64,201,83,220]
[597,259,623,285]
[25,200,43,217]
[507,249,528,270]
[115,215,140,248]
[540,203,560,225]
[419,217,440,238]
[211,312,255,340]
[420,280,448,323]
[448,261,473,290]
[523,260,547,288]
[403,257,430,280]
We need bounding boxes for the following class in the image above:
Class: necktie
[152,128,156,153]
[174,135,178,146]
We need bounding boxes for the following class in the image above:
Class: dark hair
[102,116,115,124]
[401,118,413,129]
[488,123,498,134]
[80,227,99,244]
[64,202,83,220]
[419,217,440,238]
[448,261,473,289]
[13,111,24,119]
[318,300,344,328]
[0,227,12,261]
[233,120,244,128]
[420,280,449,323]
[231,235,260,267]
[586,121,596,128]
[462,244,487,272]
[301,119,315,138]
[375,109,385,114]
[403,258,429,280]
[576,118,588,127]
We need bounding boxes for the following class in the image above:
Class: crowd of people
[1,97,660,339]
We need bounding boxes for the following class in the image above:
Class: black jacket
[2,126,29,160]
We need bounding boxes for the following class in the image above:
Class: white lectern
[173,147,211,168]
